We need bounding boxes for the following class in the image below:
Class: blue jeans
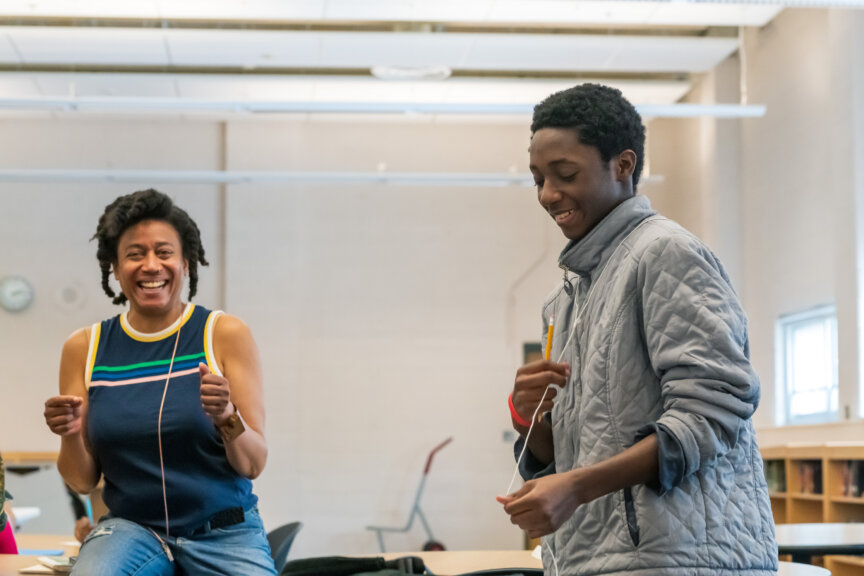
[71,508,278,576]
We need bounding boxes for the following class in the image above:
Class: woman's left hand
[199,362,233,426]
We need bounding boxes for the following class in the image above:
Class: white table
[379,550,829,575]
[776,522,864,564]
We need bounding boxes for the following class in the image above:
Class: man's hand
[497,470,583,539]
[512,360,570,425]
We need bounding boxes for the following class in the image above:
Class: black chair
[268,521,303,573]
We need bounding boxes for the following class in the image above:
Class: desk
[2,454,58,476]
[0,555,49,575]
[0,535,77,576]
[382,550,540,574]
[13,535,78,557]
[380,550,829,576]
[0,552,831,576]
[776,523,864,564]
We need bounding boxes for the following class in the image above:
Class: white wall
[739,8,864,437]
[0,116,564,556]
[645,8,864,446]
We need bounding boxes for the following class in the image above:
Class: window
[776,305,839,425]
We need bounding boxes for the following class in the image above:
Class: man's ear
[615,150,637,182]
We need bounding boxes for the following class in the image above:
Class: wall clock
[0,275,34,312]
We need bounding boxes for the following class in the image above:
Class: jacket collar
[558,195,655,279]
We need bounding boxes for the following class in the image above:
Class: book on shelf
[764,460,786,493]
[842,460,863,498]
[798,461,822,494]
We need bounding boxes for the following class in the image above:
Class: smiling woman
[42,189,277,576]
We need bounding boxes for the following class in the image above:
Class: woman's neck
[126,302,186,334]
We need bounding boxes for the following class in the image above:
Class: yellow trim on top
[119,303,195,342]
[85,322,101,390]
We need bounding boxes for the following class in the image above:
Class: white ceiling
[0,1,787,119]
[0,1,785,26]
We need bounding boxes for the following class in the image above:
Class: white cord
[505,276,582,576]
[506,385,552,496]
[156,325,182,538]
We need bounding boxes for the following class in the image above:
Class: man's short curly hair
[93,189,209,305]
[531,83,646,190]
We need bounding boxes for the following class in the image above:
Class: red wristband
[508,393,532,428]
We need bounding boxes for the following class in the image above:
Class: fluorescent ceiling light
[0,97,766,118]
[371,65,452,81]
[0,169,534,187]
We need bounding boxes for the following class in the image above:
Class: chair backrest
[268,521,303,572]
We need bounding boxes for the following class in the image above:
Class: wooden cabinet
[762,443,864,573]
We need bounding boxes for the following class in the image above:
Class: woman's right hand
[512,360,570,425]
[44,396,84,436]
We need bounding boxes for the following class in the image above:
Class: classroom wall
[647,8,864,446]
[0,116,565,555]
[738,8,864,437]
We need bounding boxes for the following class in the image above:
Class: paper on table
[17,565,53,574]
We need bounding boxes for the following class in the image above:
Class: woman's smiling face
[114,219,187,319]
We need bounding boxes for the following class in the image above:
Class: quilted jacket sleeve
[636,232,760,487]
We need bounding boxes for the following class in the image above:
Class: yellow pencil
[540,316,554,421]
[544,315,554,361]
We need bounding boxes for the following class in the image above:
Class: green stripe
[94,352,206,372]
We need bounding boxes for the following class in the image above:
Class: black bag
[280,555,426,576]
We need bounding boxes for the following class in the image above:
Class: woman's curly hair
[93,189,209,305]
[531,83,646,190]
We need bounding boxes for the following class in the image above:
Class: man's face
[529,127,632,242]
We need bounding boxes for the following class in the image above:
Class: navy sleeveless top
[85,304,257,536]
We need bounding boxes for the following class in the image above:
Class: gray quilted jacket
[523,196,777,575]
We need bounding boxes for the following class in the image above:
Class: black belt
[189,507,245,537]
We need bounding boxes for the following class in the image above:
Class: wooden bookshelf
[763,443,864,574]
[826,555,864,576]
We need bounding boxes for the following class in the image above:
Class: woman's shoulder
[212,313,252,339]
[62,325,93,353]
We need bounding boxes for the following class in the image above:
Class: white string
[504,276,582,576]
[157,325,182,538]
[506,384,552,497]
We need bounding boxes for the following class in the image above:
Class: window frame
[775,304,839,426]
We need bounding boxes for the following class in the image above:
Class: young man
[498,84,777,575]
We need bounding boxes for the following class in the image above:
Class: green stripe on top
[93,352,206,372]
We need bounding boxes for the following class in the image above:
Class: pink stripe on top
[89,367,200,388]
